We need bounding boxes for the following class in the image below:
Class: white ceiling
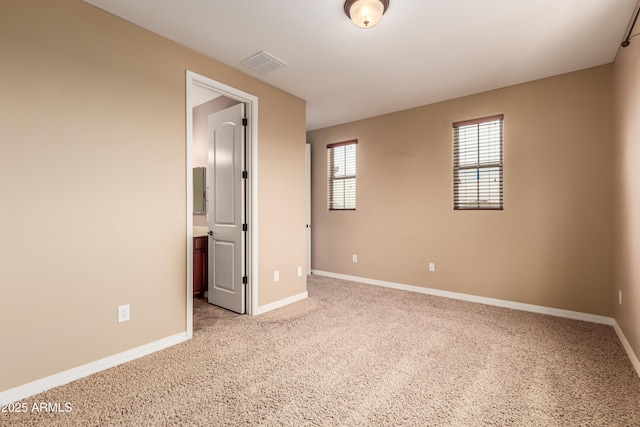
[84,0,637,130]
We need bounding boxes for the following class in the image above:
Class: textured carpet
[3,275,640,426]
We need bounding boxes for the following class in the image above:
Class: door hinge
[242,276,248,285]
[242,118,248,126]
[242,170,248,179]
[242,223,248,231]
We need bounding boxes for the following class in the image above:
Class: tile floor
[193,297,241,331]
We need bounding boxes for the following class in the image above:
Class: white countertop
[193,226,209,237]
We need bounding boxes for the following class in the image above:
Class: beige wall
[613,35,640,360]
[0,0,306,392]
[308,65,614,317]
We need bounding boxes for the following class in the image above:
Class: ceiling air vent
[241,51,288,75]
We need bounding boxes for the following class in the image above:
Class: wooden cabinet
[193,236,208,298]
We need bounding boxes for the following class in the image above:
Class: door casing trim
[186,70,259,338]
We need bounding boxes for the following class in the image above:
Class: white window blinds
[327,140,357,210]
[453,115,503,210]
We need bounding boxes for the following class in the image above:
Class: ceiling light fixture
[344,0,389,29]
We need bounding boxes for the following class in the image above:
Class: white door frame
[306,142,311,275]
[185,70,259,338]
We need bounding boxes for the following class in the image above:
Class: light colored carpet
[3,275,640,426]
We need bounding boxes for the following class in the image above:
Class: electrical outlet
[429,263,435,272]
[274,271,280,282]
[352,254,358,263]
[297,266,303,277]
[117,304,130,323]
[619,290,622,305]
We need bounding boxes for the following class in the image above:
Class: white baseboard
[613,320,640,379]
[255,291,308,315]
[0,332,188,403]
[311,270,614,325]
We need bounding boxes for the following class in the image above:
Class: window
[327,140,357,210]
[453,115,503,210]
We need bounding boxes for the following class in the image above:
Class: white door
[207,103,246,314]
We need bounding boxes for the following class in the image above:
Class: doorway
[185,70,259,338]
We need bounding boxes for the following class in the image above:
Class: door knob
[207,230,214,236]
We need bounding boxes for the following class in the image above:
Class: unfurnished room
[2,0,640,425]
